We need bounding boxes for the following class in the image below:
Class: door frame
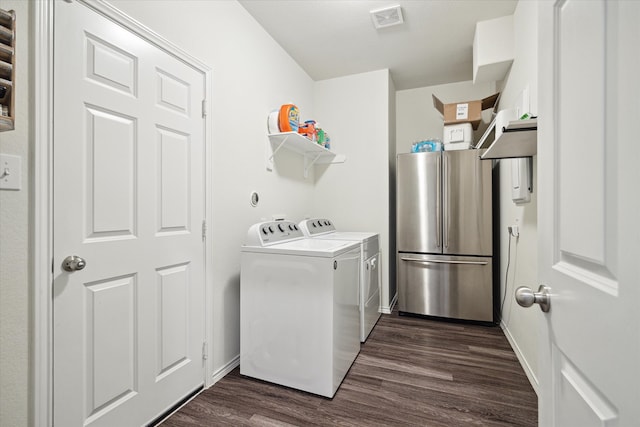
[33,1,214,425]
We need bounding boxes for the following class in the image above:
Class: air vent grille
[370,5,404,29]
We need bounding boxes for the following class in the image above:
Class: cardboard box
[432,92,500,130]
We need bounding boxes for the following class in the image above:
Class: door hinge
[202,219,207,240]
[202,341,208,361]
[201,99,207,118]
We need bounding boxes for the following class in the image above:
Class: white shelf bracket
[266,134,291,172]
[303,153,322,179]
[267,135,290,162]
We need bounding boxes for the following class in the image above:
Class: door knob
[62,255,86,272]
[515,285,551,312]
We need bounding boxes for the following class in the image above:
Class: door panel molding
[85,31,139,96]
[553,0,618,294]
[554,0,607,265]
[553,344,618,426]
[34,1,213,425]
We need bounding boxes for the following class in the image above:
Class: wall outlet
[508,225,519,237]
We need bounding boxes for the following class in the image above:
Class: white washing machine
[299,218,381,342]
[240,220,361,398]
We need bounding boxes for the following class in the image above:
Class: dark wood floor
[161,311,538,426]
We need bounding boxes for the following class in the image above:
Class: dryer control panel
[299,218,336,236]
[245,221,304,246]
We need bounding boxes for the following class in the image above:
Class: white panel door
[538,1,640,425]
[53,2,206,426]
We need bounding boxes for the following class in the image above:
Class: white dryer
[299,218,381,342]
[240,220,361,398]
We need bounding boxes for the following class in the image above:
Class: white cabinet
[473,14,514,84]
[266,132,346,178]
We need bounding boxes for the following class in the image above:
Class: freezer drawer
[397,253,493,322]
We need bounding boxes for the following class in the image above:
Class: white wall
[0,1,30,426]
[312,69,394,310]
[495,0,540,393]
[396,80,497,155]
[107,0,320,382]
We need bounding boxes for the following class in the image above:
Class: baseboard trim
[380,292,398,314]
[210,355,240,385]
[500,320,539,396]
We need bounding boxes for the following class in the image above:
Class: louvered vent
[0,8,15,131]
[370,5,404,29]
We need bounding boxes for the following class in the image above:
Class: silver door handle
[436,155,442,248]
[515,285,551,312]
[400,257,488,266]
[443,154,450,249]
[62,255,86,272]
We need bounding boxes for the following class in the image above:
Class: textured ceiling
[238,0,518,90]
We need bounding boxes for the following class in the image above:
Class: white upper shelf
[266,132,346,178]
[480,119,537,160]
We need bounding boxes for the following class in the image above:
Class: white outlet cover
[0,153,21,190]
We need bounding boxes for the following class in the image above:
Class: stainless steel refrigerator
[396,150,494,322]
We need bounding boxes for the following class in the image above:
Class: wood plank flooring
[161,311,538,426]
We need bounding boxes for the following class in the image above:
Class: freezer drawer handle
[400,257,488,266]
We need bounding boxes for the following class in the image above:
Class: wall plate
[0,153,21,190]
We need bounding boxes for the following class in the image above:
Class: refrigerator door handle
[400,257,489,266]
[436,154,442,248]
[443,154,450,249]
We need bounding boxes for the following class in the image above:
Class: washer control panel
[245,220,303,246]
[299,218,336,236]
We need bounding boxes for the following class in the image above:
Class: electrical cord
[500,231,513,320]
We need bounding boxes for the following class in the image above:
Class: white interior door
[537,1,640,425]
[53,2,207,426]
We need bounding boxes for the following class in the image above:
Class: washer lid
[241,237,360,257]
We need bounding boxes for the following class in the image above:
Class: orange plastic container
[298,120,316,140]
[278,104,300,132]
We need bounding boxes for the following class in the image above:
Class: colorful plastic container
[278,104,300,133]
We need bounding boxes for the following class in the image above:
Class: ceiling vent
[370,5,404,29]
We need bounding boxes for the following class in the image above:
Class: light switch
[0,153,21,190]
